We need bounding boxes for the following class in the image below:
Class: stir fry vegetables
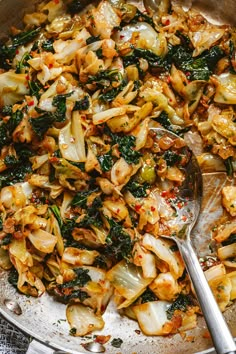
[0,0,235,338]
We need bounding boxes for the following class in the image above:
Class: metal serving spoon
[151,127,236,354]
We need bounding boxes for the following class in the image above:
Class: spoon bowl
[151,127,236,354]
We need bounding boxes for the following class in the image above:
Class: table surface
[0,315,30,354]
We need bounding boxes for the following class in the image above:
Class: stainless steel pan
[0,1,235,353]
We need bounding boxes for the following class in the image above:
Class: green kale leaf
[105,218,133,260]
[163,150,181,167]
[98,152,113,172]
[125,179,150,198]
[29,112,55,139]
[8,268,19,288]
[140,288,158,304]
[166,294,194,319]
[86,35,101,45]
[222,233,236,246]
[0,27,41,69]
[169,45,224,80]
[41,39,55,53]
[73,95,90,111]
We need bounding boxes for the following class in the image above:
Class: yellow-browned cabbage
[189,24,225,57]
[28,229,57,253]
[208,275,232,311]
[9,239,33,267]
[66,303,105,336]
[0,72,29,106]
[142,234,184,279]
[133,301,172,335]
[132,242,157,279]
[228,271,236,300]
[62,247,99,265]
[59,111,86,162]
[0,182,32,210]
[0,248,12,270]
[91,1,121,39]
[222,186,236,216]
[214,73,236,104]
[114,22,167,56]
[106,260,154,308]
[149,272,180,301]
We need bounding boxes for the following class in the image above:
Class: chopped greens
[73,96,90,111]
[163,151,181,167]
[57,268,91,302]
[123,48,168,72]
[0,27,41,69]
[4,155,18,167]
[86,35,101,45]
[30,111,55,139]
[166,294,194,319]
[71,188,99,208]
[50,205,63,228]
[15,52,31,73]
[61,268,91,288]
[105,218,133,260]
[140,288,158,303]
[52,92,73,122]
[30,92,73,138]
[76,196,103,228]
[169,45,224,80]
[42,39,55,53]
[111,338,123,348]
[125,179,150,198]
[222,234,236,246]
[0,233,12,246]
[224,157,234,177]
[98,152,113,172]
[8,268,19,288]
[28,81,43,99]
[66,0,90,14]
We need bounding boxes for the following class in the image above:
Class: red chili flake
[50,156,59,163]
[54,0,59,3]
[28,100,34,106]
[45,199,49,204]
[135,330,141,335]
[167,76,171,84]
[16,50,19,54]
[138,255,143,259]
[120,35,124,39]
[151,206,156,212]
[164,19,170,25]
[116,208,120,214]
[177,202,183,209]
[100,305,105,313]
[49,63,53,69]
[161,190,167,197]
[185,71,191,77]
[169,98,172,102]
[25,74,30,80]
[181,215,187,222]
[135,204,142,212]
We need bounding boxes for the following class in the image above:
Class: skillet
[0,1,235,353]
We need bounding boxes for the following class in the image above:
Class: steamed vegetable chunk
[0,0,235,339]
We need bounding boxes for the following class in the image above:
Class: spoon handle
[178,238,236,354]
